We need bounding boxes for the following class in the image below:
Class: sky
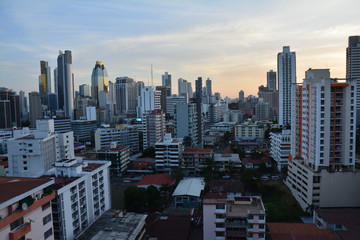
[0,0,359,98]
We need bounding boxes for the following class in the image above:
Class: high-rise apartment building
[267,70,276,90]
[277,46,296,126]
[55,50,74,119]
[7,119,74,177]
[91,61,109,108]
[174,103,198,144]
[286,69,360,210]
[29,91,42,128]
[115,77,138,116]
[195,77,203,146]
[346,35,360,123]
[0,87,20,129]
[39,60,51,106]
[155,133,183,174]
[142,110,166,149]
[162,72,171,94]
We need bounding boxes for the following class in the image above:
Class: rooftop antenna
[151,64,154,87]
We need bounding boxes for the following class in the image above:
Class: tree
[223,131,232,142]
[183,136,192,148]
[171,167,184,184]
[146,185,162,210]
[124,186,146,212]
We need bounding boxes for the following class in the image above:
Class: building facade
[203,194,266,240]
[96,145,130,177]
[285,69,360,210]
[155,133,183,174]
[269,129,291,171]
[277,46,296,126]
[0,176,55,240]
[174,103,198,145]
[55,50,74,119]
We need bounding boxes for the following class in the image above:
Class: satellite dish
[21,203,28,210]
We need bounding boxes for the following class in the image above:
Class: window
[23,155,27,158]
[216,204,225,209]
[259,215,265,220]
[23,161,27,164]
[10,217,24,231]
[29,150,33,153]
[44,228,53,239]
[42,202,51,211]
[259,224,265,229]
[43,213,52,225]
[216,232,224,236]
[23,167,27,170]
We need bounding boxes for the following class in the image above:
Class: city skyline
[1,0,360,98]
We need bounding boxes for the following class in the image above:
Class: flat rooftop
[77,210,147,240]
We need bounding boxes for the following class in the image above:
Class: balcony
[0,192,55,230]
[9,222,31,240]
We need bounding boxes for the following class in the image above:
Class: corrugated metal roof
[172,178,205,197]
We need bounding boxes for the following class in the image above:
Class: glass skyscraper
[91,61,109,108]
[39,60,51,106]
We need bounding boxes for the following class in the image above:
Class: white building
[142,110,166,149]
[269,129,291,171]
[0,176,55,240]
[137,86,161,118]
[203,194,266,240]
[285,69,360,210]
[94,126,140,153]
[278,46,296,126]
[174,103,198,145]
[214,153,241,172]
[7,119,74,178]
[86,106,96,121]
[50,159,111,240]
[155,133,183,174]
[172,178,205,208]
[234,120,266,139]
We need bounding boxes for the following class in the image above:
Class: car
[222,175,230,179]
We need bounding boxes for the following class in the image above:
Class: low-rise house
[172,178,205,208]
[136,174,175,189]
[214,153,241,173]
[181,148,213,175]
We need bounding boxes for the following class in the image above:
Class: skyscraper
[29,91,42,128]
[267,70,276,90]
[156,86,171,114]
[162,72,172,94]
[91,61,109,108]
[39,60,51,106]
[205,78,212,96]
[55,50,74,119]
[346,35,360,123]
[277,46,296,126]
[115,77,138,116]
[195,77,202,146]
[239,90,245,102]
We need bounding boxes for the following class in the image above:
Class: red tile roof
[267,223,337,240]
[316,208,360,240]
[182,149,213,154]
[137,174,174,187]
[0,176,53,203]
